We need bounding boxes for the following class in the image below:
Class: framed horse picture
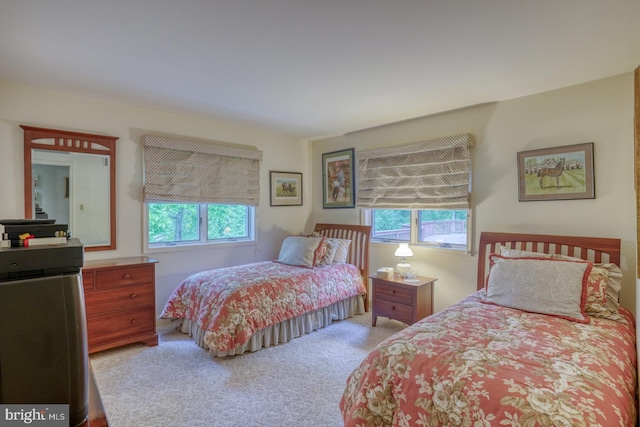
[517,143,595,201]
[269,171,303,206]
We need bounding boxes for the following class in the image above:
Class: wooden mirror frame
[22,125,118,252]
[635,66,639,271]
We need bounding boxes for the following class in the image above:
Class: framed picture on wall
[517,142,595,201]
[269,171,303,206]
[322,148,355,208]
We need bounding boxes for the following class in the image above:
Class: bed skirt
[179,294,365,357]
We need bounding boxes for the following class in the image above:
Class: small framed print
[269,171,302,206]
[517,142,595,202]
[322,148,355,209]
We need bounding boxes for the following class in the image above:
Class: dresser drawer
[374,281,414,304]
[84,283,154,315]
[95,265,154,289]
[373,298,413,325]
[87,306,156,347]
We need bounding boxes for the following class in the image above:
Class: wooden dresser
[82,256,159,354]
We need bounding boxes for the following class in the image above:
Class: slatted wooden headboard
[314,223,371,310]
[314,223,371,277]
[477,232,621,291]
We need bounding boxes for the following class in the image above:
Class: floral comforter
[341,291,637,427]
[161,261,365,353]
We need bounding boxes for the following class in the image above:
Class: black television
[0,265,88,426]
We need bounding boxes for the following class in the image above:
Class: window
[357,133,474,252]
[142,133,262,249]
[368,209,469,250]
[147,203,254,247]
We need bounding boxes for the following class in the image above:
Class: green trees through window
[148,203,251,245]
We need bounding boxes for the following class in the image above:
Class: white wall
[0,80,311,314]
[311,73,636,316]
[1,74,635,318]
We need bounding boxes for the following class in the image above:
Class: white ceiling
[1,1,639,139]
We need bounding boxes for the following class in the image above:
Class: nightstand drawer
[373,298,413,324]
[374,281,414,303]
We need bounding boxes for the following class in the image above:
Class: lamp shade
[394,243,413,258]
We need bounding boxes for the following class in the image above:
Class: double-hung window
[358,133,474,251]
[142,134,261,249]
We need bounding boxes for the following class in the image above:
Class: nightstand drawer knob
[392,290,396,294]
[123,273,132,279]
[391,306,396,310]
[130,318,137,324]
[130,293,138,299]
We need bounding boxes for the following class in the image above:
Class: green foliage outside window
[148,203,199,243]
[419,210,467,221]
[148,203,249,244]
[372,210,410,233]
[207,205,248,239]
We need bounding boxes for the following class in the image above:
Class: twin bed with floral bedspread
[161,223,370,357]
[340,232,637,426]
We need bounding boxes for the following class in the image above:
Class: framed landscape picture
[322,148,355,208]
[269,171,302,206]
[517,142,595,202]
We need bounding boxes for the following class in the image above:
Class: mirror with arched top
[22,125,117,251]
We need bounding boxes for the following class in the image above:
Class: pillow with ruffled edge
[316,238,339,267]
[551,254,624,321]
[499,247,612,319]
[484,254,591,324]
[277,236,325,268]
[328,238,351,264]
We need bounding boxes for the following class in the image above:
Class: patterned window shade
[142,134,263,206]
[357,133,474,209]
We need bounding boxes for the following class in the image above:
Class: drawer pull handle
[392,290,396,294]
[123,273,132,279]
[391,306,396,311]
[130,293,138,299]
[130,319,137,324]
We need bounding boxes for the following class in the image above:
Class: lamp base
[396,262,411,278]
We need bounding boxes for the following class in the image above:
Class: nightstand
[370,274,437,326]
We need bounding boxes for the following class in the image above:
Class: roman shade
[142,134,263,206]
[357,133,474,209]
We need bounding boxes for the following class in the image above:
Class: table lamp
[394,243,413,278]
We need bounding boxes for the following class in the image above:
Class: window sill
[370,240,471,256]
[145,239,256,255]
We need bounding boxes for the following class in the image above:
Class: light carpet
[90,312,406,427]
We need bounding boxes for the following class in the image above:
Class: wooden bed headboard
[477,232,621,291]
[313,223,371,279]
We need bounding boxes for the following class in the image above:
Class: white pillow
[328,238,351,263]
[277,236,324,268]
[484,255,591,323]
